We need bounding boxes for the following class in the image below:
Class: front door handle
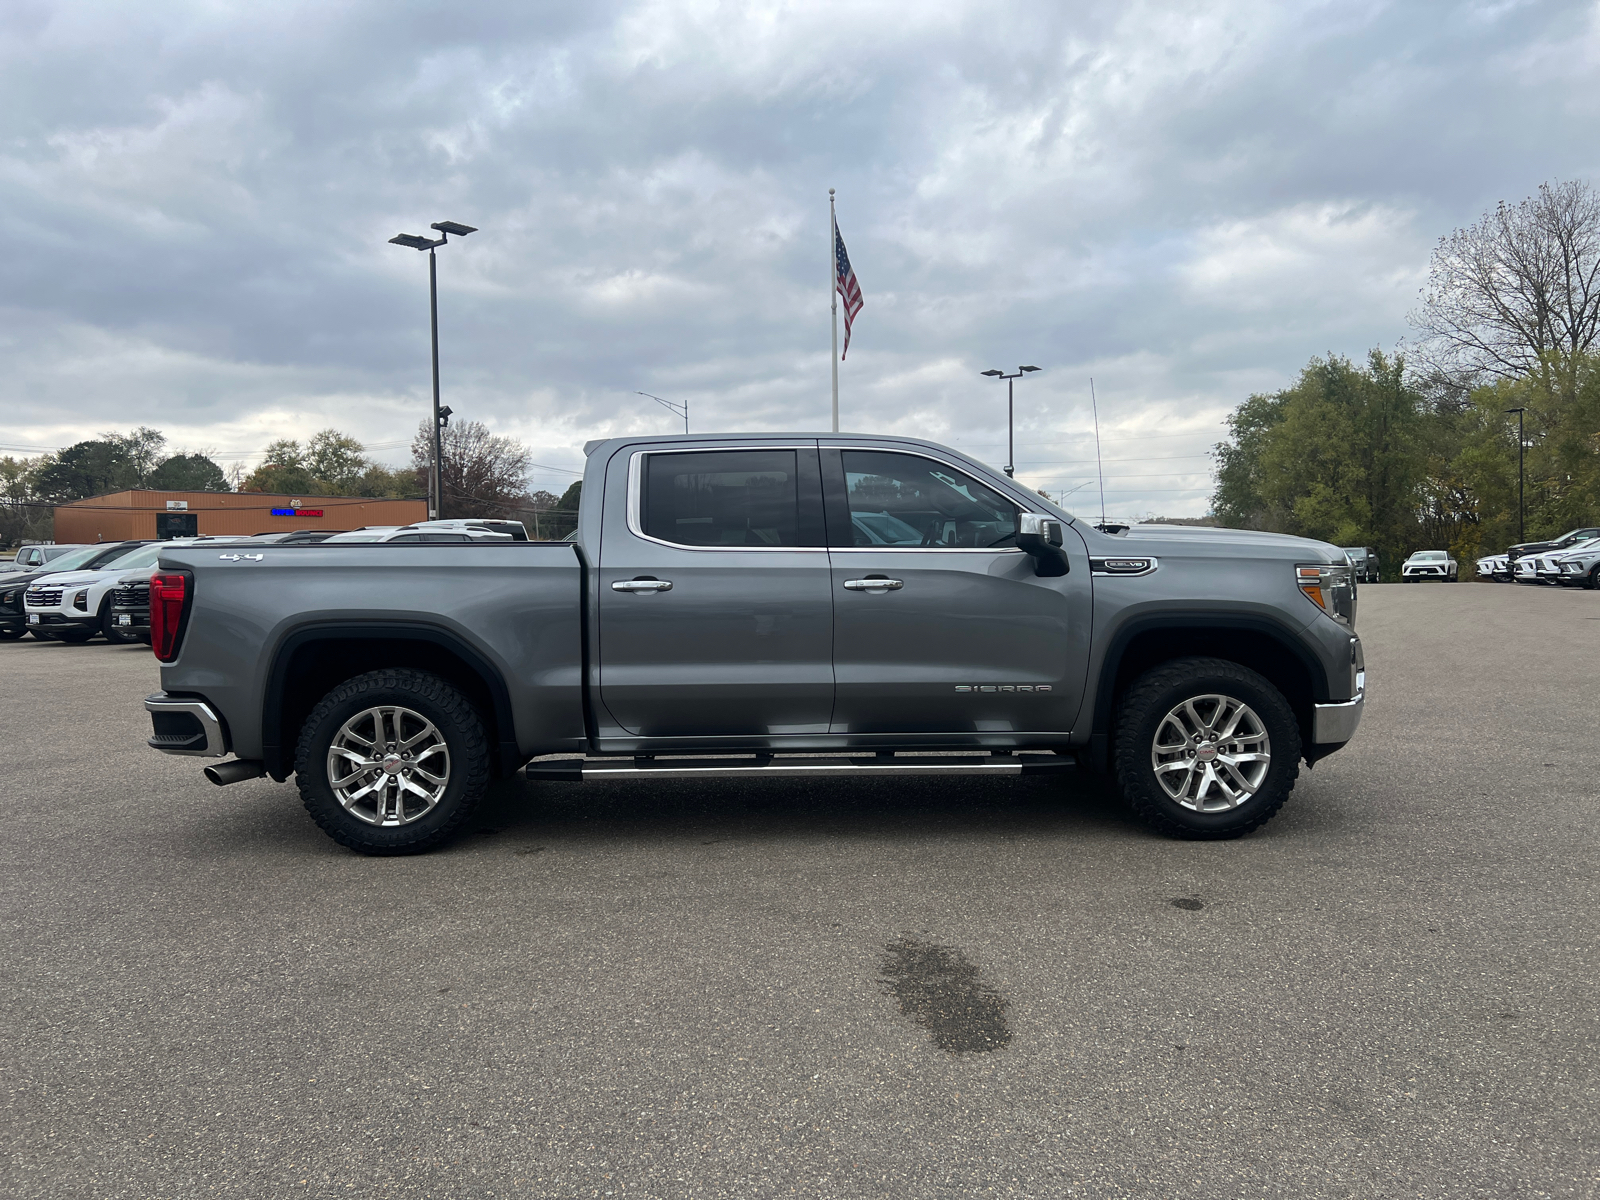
[612,578,673,592]
[843,577,903,592]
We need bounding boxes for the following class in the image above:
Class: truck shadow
[468,770,1146,847]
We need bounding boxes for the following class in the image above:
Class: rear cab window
[639,449,825,548]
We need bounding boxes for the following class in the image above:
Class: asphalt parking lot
[4,583,1597,1200]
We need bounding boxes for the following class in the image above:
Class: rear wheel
[295,669,490,855]
[1113,657,1301,840]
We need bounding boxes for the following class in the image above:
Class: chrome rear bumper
[144,693,228,757]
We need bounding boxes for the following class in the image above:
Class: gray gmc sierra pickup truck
[142,433,1364,853]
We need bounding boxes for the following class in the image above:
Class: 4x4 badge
[218,554,265,562]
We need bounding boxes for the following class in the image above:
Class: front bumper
[1312,671,1365,745]
[25,611,96,630]
[144,693,229,757]
[111,606,150,633]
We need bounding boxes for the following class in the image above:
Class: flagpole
[830,188,839,433]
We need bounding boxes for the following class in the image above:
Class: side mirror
[1017,513,1069,577]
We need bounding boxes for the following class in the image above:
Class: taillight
[150,572,190,662]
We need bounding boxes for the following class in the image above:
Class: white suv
[323,525,514,544]
[1552,537,1600,588]
[23,539,242,643]
[1402,550,1457,581]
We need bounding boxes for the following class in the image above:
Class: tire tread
[294,668,489,855]
[1113,656,1301,840]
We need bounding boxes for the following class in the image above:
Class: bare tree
[411,420,530,518]
[1410,179,1600,387]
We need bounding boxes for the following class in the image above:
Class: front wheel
[1113,657,1301,839]
[0,627,24,641]
[295,669,491,855]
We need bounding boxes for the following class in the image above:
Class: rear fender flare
[260,622,519,781]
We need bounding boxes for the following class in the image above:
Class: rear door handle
[843,577,903,591]
[612,578,673,592]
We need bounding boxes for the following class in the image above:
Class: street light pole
[637,391,688,434]
[390,220,478,520]
[980,365,1041,477]
[1505,406,1526,543]
[429,246,442,519]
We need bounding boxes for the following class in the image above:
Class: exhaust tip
[204,759,266,787]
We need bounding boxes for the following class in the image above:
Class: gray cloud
[3,0,1598,510]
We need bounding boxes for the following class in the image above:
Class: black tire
[0,627,24,641]
[295,669,490,855]
[1113,656,1302,840]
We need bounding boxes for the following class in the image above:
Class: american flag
[834,220,864,359]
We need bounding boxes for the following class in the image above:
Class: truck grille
[113,582,150,607]
[26,588,63,607]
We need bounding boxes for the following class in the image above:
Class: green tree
[1211,351,1425,573]
[30,440,137,502]
[305,430,369,489]
[102,427,168,486]
[240,432,420,498]
[149,453,230,492]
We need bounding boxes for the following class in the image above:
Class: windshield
[1412,551,1447,561]
[46,544,132,572]
[323,529,394,542]
[106,544,170,570]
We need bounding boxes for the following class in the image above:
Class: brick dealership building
[53,490,428,543]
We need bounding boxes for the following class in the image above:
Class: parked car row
[0,519,529,644]
[1476,526,1600,586]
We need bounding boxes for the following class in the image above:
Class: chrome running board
[524,753,1076,782]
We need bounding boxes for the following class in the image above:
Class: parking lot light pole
[980,365,1041,477]
[1505,406,1526,544]
[390,220,478,519]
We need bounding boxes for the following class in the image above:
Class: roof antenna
[1090,377,1107,530]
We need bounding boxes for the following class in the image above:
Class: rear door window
[642,450,821,547]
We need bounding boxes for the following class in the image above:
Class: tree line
[1214,179,1600,575]
[1,420,581,546]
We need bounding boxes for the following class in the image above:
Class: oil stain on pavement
[879,937,1012,1054]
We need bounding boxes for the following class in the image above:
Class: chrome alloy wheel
[326,706,451,827]
[1150,694,1271,813]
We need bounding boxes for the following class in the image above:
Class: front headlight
[73,590,89,611]
[1297,563,1355,625]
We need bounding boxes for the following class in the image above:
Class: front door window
[841,450,1017,549]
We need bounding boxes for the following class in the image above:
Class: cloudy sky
[4,0,1599,516]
